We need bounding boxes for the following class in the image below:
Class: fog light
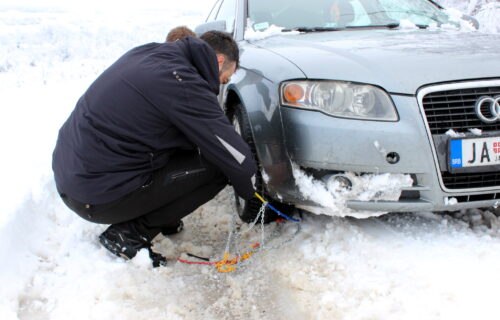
[324,174,353,190]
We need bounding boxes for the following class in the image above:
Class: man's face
[217,55,237,85]
[330,3,341,21]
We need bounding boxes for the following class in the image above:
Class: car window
[378,0,447,26]
[206,0,223,22]
[247,0,450,31]
[215,0,238,33]
[324,0,372,27]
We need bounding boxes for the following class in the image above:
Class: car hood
[250,30,500,94]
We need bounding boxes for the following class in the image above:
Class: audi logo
[475,95,500,123]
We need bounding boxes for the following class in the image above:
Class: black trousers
[59,151,228,240]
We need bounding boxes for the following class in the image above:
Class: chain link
[219,201,301,272]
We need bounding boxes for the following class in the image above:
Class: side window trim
[215,0,238,34]
[206,0,223,22]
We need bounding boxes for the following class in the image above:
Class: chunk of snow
[261,170,270,183]
[445,129,466,137]
[130,248,153,268]
[399,19,419,30]
[444,197,458,206]
[444,8,465,22]
[244,24,299,41]
[468,128,482,136]
[291,163,413,217]
[443,8,477,31]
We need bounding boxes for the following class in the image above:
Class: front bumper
[262,81,500,215]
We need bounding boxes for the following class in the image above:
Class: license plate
[450,137,500,168]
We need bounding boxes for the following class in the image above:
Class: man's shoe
[99,222,167,267]
[99,223,150,260]
[161,220,184,236]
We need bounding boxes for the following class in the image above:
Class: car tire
[229,103,279,223]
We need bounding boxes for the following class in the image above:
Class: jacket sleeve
[157,72,258,200]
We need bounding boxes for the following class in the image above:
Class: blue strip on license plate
[450,139,463,168]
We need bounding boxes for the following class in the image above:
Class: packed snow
[244,24,300,41]
[291,164,413,218]
[1,1,500,319]
[445,129,467,137]
[469,128,483,136]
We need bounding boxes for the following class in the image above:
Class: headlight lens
[281,81,398,121]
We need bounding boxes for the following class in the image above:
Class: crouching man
[52,31,257,266]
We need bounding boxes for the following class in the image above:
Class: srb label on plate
[450,137,500,168]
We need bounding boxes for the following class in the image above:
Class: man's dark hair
[200,31,239,68]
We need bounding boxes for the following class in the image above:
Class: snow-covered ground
[0,1,499,319]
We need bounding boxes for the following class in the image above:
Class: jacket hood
[250,30,500,94]
[178,36,220,94]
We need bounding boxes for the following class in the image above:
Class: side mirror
[461,14,480,30]
[195,20,227,35]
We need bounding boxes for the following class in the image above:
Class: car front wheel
[229,103,279,223]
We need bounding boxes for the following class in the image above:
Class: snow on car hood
[250,30,500,94]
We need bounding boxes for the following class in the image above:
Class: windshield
[247,0,451,31]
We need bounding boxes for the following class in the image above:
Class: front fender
[224,68,301,202]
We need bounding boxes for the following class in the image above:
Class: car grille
[422,86,500,135]
[421,83,500,190]
[454,192,500,203]
[441,171,500,189]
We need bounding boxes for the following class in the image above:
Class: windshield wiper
[345,23,400,29]
[282,24,400,32]
[346,23,430,30]
[282,23,430,33]
[282,26,344,33]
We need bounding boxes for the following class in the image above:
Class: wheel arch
[223,85,244,119]
[223,83,270,161]
[222,80,298,204]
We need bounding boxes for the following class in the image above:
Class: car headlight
[280,80,398,121]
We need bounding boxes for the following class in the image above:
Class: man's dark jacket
[53,37,257,205]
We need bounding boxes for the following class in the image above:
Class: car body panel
[247,30,500,94]
[280,94,432,174]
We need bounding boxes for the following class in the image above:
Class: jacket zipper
[171,168,206,179]
[149,152,154,168]
[197,147,204,167]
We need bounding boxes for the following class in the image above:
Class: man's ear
[216,54,226,65]
[216,54,226,71]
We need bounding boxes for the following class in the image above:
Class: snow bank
[4,179,500,320]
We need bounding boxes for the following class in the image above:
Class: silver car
[196,0,500,221]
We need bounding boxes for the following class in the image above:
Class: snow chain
[177,192,301,273]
